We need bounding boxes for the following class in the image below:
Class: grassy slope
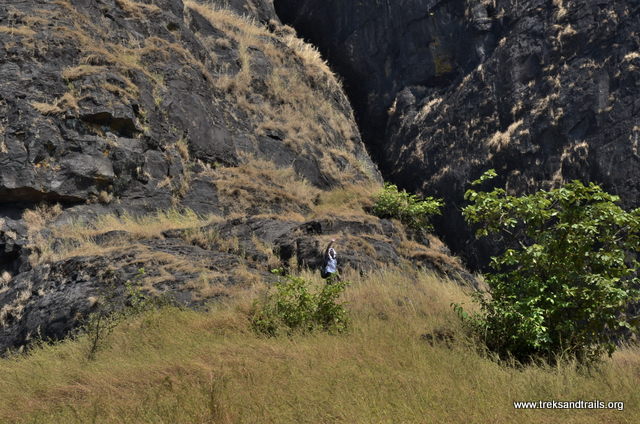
[0,268,638,423]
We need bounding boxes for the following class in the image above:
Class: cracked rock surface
[0,0,377,211]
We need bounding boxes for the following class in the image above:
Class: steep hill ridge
[0,0,376,210]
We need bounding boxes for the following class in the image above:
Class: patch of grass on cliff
[23,208,236,297]
[26,208,220,263]
[311,182,379,217]
[0,267,638,424]
[203,158,320,215]
[184,0,365,180]
[0,25,37,37]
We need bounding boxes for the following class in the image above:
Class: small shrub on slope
[372,183,442,231]
[251,273,349,336]
[83,268,171,360]
[458,169,640,364]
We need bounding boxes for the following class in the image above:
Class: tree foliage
[459,170,640,363]
[372,183,442,231]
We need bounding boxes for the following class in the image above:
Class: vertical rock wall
[277,0,640,267]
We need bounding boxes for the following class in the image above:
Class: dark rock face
[0,217,29,276]
[277,0,640,267]
[0,0,388,352]
[0,214,473,352]
[0,0,377,212]
[0,0,473,354]
[211,0,278,22]
[275,0,491,165]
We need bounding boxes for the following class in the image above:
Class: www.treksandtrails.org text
[513,400,624,411]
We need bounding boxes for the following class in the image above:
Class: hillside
[1,0,639,422]
[1,267,639,423]
[0,0,470,353]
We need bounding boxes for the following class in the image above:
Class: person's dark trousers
[323,273,339,284]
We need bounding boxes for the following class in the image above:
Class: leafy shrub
[458,170,640,364]
[251,273,349,336]
[372,183,443,231]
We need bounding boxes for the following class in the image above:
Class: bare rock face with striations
[276,0,489,164]
[277,0,640,266]
[0,0,377,211]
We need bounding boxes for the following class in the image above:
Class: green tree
[372,183,442,231]
[459,170,640,364]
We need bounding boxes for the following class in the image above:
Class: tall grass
[0,268,638,423]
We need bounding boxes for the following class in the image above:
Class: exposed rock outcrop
[0,0,382,351]
[276,0,488,164]
[0,0,472,353]
[0,212,473,352]
[0,0,377,213]
[277,0,640,267]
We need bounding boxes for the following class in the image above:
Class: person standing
[321,238,338,281]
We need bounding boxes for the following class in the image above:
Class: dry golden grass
[183,1,365,180]
[123,245,227,295]
[0,277,33,326]
[30,101,63,115]
[624,51,640,61]
[251,235,281,270]
[312,182,380,217]
[60,208,217,243]
[250,211,307,223]
[114,0,161,18]
[97,190,113,204]
[0,124,6,154]
[487,119,526,151]
[398,239,466,273]
[0,25,36,37]
[0,267,638,423]
[40,3,174,107]
[340,234,378,256]
[207,158,320,214]
[22,203,63,232]
[281,33,333,77]
[553,0,569,20]
[176,225,244,258]
[61,64,106,80]
[182,271,232,300]
[30,91,81,116]
[21,207,223,297]
[21,207,256,297]
[177,224,221,248]
[231,263,264,288]
[27,208,220,266]
[175,137,190,161]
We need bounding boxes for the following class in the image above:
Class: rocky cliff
[1,0,376,210]
[276,0,640,266]
[0,0,469,353]
[276,0,488,164]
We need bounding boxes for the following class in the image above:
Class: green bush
[251,274,349,336]
[457,170,640,364]
[372,183,443,231]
